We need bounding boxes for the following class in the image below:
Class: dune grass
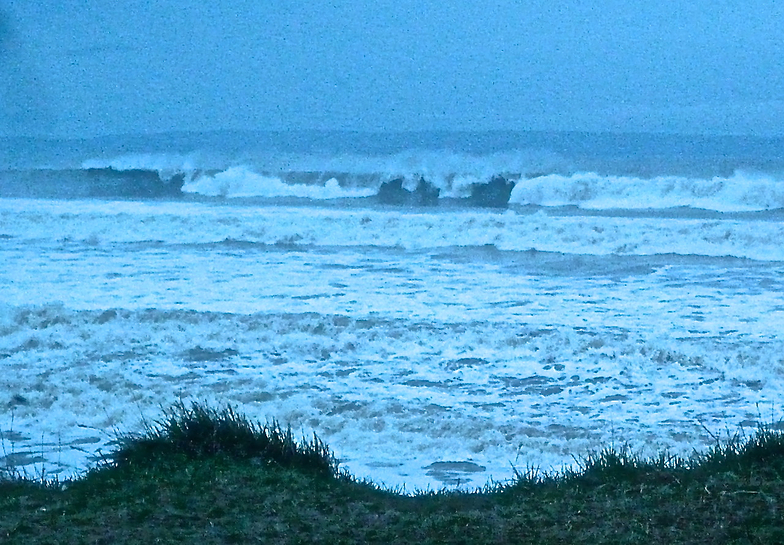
[2,402,784,544]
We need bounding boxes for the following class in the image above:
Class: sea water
[1,131,783,491]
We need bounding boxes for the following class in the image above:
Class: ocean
[1,130,784,491]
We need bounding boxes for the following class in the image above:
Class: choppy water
[1,131,784,490]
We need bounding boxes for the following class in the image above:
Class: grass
[2,402,784,544]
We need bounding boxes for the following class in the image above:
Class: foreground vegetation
[2,403,784,544]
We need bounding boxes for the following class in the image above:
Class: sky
[1,1,783,137]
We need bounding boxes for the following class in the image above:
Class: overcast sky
[1,1,783,137]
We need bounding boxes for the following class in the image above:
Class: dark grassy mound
[109,401,336,476]
[2,402,784,544]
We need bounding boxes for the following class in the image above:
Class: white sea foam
[1,274,782,489]
[1,199,784,261]
[2,192,784,490]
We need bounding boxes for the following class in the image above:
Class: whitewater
[1,131,784,491]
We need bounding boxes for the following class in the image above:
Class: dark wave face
[0,167,184,199]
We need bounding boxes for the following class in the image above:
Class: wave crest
[182,166,376,199]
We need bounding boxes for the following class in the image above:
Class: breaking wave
[510,171,784,212]
[2,143,784,212]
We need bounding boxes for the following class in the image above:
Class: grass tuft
[563,444,687,487]
[108,401,337,476]
[690,424,784,478]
